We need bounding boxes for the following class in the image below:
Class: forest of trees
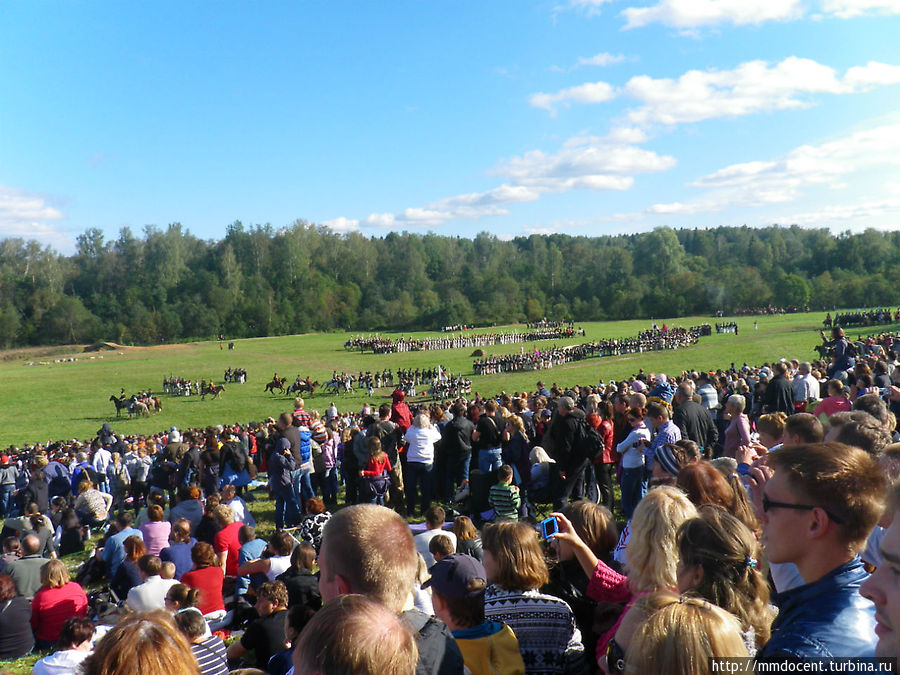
[0,222,898,348]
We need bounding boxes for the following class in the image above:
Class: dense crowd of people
[344,327,584,353]
[5,326,900,673]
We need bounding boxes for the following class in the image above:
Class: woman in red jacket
[589,401,618,513]
[180,541,226,617]
[31,559,88,649]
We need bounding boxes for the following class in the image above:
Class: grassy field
[1,311,895,447]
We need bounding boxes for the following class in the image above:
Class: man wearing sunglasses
[751,442,885,660]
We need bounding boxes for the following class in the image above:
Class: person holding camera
[615,408,651,520]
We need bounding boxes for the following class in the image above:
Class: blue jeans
[445,453,471,501]
[405,462,434,516]
[292,467,314,515]
[273,488,298,530]
[319,467,338,504]
[478,448,503,474]
[0,485,14,518]
[620,466,647,520]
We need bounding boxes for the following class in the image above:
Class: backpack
[573,419,606,463]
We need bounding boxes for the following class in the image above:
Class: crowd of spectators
[5,328,900,673]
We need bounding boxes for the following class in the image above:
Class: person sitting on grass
[429,533,456,565]
[226,580,289,671]
[32,616,96,675]
[426,553,525,675]
[489,465,521,522]
[31,559,89,650]
[174,606,228,675]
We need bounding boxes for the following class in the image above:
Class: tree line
[0,222,897,348]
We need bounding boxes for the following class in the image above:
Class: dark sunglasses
[606,637,626,674]
[762,493,845,524]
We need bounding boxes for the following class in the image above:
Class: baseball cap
[423,554,487,598]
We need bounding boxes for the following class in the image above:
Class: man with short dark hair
[549,396,588,510]
[442,401,475,502]
[782,412,824,446]
[7,534,46,599]
[751,442,885,659]
[861,484,900,659]
[228,580,289,671]
[101,511,142,578]
[672,382,718,455]
[764,362,795,415]
[645,402,681,469]
[826,411,891,456]
[415,506,457,568]
[125,554,178,612]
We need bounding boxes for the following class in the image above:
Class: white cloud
[362,132,676,229]
[821,0,900,16]
[530,81,617,113]
[496,136,676,186]
[578,52,627,67]
[622,0,805,29]
[0,185,73,252]
[365,213,396,228]
[620,0,900,29]
[321,216,360,232]
[532,57,900,124]
[645,122,900,215]
[629,58,900,125]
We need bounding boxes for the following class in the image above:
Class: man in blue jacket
[752,442,885,660]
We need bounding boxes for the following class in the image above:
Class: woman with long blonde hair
[623,593,748,674]
[552,485,698,666]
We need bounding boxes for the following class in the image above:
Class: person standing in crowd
[672,381,718,456]
[749,442,885,659]
[549,396,589,511]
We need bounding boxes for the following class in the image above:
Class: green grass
[4,311,896,447]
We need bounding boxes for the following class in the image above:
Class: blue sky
[2,1,899,253]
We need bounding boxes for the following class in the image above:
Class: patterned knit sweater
[483,585,588,675]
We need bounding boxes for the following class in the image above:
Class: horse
[264,377,286,395]
[324,379,344,395]
[202,383,225,400]
[296,380,320,395]
[109,395,131,418]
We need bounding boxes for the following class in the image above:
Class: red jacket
[181,565,226,615]
[31,581,88,643]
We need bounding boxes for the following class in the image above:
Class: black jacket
[765,374,795,415]
[673,400,719,452]
[441,415,475,458]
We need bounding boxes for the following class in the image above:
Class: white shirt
[226,497,256,527]
[616,425,651,469]
[404,425,442,465]
[33,648,92,675]
[92,447,112,475]
[792,373,820,402]
[126,575,180,613]
[414,528,458,568]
